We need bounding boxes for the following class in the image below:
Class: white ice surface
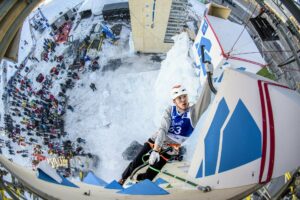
[0,0,208,183]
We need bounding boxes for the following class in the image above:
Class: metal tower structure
[164,0,189,43]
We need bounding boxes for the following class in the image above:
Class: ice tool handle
[201,45,217,94]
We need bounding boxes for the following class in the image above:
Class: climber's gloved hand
[149,150,160,165]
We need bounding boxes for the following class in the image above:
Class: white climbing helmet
[171,84,188,100]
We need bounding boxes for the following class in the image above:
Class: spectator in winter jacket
[72,72,79,80]
[76,137,86,144]
[90,83,97,91]
[119,83,211,185]
[67,105,74,112]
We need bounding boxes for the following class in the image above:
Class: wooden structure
[207,3,231,20]
[129,0,188,53]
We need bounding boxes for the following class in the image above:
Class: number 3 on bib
[169,126,182,135]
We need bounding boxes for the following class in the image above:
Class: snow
[37,0,84,25]
[78,0,94,13]
[78,0,129,16]
[62,32,202,181]
[0,0,79,85]
[1,0,296,195]
[18,18,34,66]
[154,33,201,124]
[0,0,209,183]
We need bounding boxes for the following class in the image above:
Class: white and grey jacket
[151,82,211,149]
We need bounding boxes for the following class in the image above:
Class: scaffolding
[164,0,189,43]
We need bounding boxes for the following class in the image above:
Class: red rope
[227,56,267,67]
[204,15,226,57]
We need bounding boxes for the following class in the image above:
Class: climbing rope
[132,148,212,192]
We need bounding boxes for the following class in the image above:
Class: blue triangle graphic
[154,178,168,185]
[105,180,123,190]
[83,171,107,186]
[37,168,78,188]
[118,179,169,195]
[219,99,261,173]
[196,161,203,178]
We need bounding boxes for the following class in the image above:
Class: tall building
[129,0,188,53]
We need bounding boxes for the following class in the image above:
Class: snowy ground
[63,32,202,181]
[0,0,205,183]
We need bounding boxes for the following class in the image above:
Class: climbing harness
[129,145,212,193]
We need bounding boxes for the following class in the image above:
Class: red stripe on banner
[229,56,266,67]
[265,82,290,90]
[204,15,225,57]
[258,80,267,183]
[262,81,289,182]
[263,83,275,183]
